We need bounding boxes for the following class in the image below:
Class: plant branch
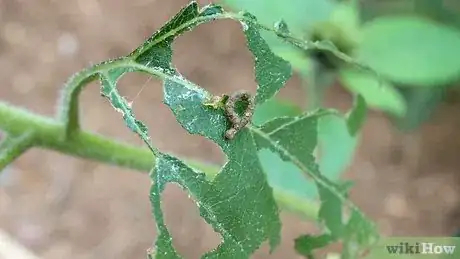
[56,9,362,139]
[57,57,126,138]
[0,131,35,172]
[0,101,319,220]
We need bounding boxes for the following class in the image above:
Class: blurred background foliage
[219,0,460,201]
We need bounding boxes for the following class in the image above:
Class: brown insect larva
[224,91,255,140]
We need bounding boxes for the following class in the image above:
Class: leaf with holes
[164,78,378,257]
[93,1,379,258]
[251,110,378,258]
[98,2,290,257]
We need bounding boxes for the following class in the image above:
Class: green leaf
[339,69,407,116]
[251,110,378,256]
[358,15,460,86]
[252,98,302,126]
[221,0,336,74]
[330,1,360,39]
[163,79,281,257]
[294,184,350,257]
[295,234,335,257]
[89,2,378,257]
[342,210,380,258]
[146,4,298,256]
[346,95,367,136]
[253,99,360,202]
[317,183,350,238]
[252,99,316,200]
[240,13,292,105]
[100,73,157,154]
[414,0,460,29]
[315,95,366,185]
[271,46,312,74]
[101,2,226,92]
[96,3,284,257]
[317,114,358,180]
[396,86,446,131]
[164,81,376,257]
[221,0,336,35]
[258,149,316,199]
[296,182,374,259]
[151,150,280,258]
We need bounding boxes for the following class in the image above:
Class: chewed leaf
[150,154,208,258]
[131,2,223,73]
[162,78,281,257]
[152,151,279,258]
[90,1,379,258]
[250,110,378,256]
[163,78,228,148]
[240,13,292,105]
[99,73,156,154]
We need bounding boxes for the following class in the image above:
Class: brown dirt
[1,0,460,258]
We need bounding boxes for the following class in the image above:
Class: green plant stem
[0,132,35,171]
[0,101,318,220]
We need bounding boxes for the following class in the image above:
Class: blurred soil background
[1,0,460,258]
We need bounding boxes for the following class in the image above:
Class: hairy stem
[57,58,126,138]
[0,101,319,220]
[0,132,35,172]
